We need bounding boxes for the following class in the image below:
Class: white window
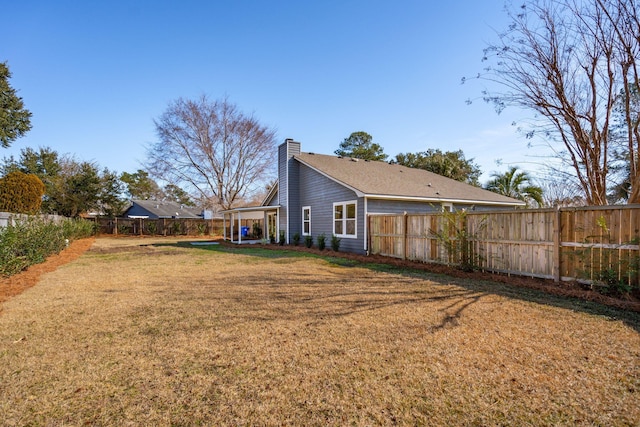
[333,201,357,238]
[442,203,453,212]
[302,206,311,235]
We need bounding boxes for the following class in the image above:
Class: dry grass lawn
[0,237,639,426]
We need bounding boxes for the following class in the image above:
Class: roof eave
[220,205,282,214]
[261,183,279,206]
[364,194,526,206]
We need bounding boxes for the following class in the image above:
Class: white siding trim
[363,197,369,252]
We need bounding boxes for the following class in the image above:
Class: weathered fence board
[368,205,640,284]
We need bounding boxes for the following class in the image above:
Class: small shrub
[304,235,313,248]
[292,233,300,246]
[279,230,286,245]
[317,233,326,251]
[252,222,262,239]
[269,233,276,244]
[62,218,96,240]
[172,221,182,235]
[595,268,633,296]
[146,221,158,235]
[573,217,639,297]
[196,223,206,236]
[331,234,341,252]
[429,209,485,271]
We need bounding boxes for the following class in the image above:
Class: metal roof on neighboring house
[294,152,525,206]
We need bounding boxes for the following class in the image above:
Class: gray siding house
[223,139,524,253]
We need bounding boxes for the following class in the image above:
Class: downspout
[364,196,369,254]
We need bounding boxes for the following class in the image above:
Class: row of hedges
[0,217,95,277]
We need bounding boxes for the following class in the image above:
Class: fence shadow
[154,240,640,333]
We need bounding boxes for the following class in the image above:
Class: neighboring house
[123,200,202,219]
[222,139,525,253]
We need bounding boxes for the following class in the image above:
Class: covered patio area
[220,205,280,244]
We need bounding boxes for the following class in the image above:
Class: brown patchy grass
[0,237,639,426]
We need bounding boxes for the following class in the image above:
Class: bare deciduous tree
[536,170,585,207]
[469,0,639,205]
[146,95,277,211]
[601,0,640,202]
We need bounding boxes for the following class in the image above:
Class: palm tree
[485,167,544,208]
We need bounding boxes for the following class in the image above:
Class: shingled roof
[295,152,525,206]
[127,200,202,218]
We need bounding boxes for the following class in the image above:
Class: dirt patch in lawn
[0,237,638,425]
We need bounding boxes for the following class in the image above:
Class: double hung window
[333,201,356,238]
[302,206,311,235]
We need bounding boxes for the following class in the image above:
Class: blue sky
[1,1,548,183]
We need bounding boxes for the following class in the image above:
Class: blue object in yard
[241,226,249,237]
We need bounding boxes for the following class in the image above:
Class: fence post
[553,207,562,282]
[403,212,408,260]
[367,215,371,255]
[462,211,469,268]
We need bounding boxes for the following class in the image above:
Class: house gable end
[293,156,365,197]
[296,163,364,253]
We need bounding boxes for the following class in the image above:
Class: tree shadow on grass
[152,241,640,333]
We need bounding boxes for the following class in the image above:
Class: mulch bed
[0,237,96,309]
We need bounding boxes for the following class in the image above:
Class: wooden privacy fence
[95,217,264,238]
[368,205,640,284]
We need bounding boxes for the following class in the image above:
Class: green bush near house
[304,235,313,248]
[331,235,341,252]
[317,233,326,251]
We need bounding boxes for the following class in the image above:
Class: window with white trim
[333,201,357,238]
[302,206,311,235]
